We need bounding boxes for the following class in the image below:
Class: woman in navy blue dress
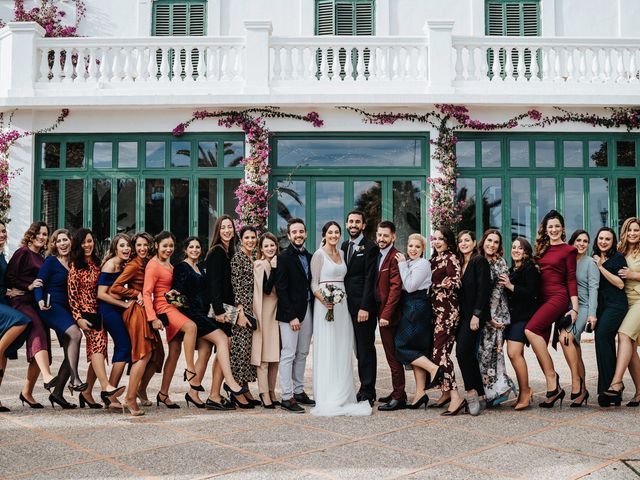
[35,229,86,408]
[97,234,133,410]
[0,221,31,411]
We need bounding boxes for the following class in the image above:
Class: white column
[0,22,45,97]
[243,20,272,94]
[137,0,152,36]
[425,20,455,94]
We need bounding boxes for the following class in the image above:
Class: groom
[275,218,315,413]
[342,210,378,406]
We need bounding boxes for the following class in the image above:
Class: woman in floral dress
[478,229,516,406]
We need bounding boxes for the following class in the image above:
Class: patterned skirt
[394,290,433,365]
[230,324,257,384]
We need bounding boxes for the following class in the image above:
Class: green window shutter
[522,2,540,36]
[315,0,375,36]
[154,4,171,36]
[486,1,540,36]
[316,0,335,35]
[188,3,206,36]
[355,2,374,35]
[152,0,207,36]
[335,2,355,35]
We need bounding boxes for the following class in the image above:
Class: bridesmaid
[230,226,259,406]
[173,235,246,409]
[428,226,465,416]
[500,237,540,410]
[252,233,281,408]
[604,217,640,406]
[0,220,31,412]
[525,210,578,408]
[477,229,516,406]
[394,233,440,410]
[591,227,628,406]
[456,230,491,416]
[36,229,85,409]
[111,232,164,411]
[7,221,57,408]
[143,231,200,408]
[97,234,135,412]
[566,230,599,407]
[68,228,124,407]
[205,215,250,410]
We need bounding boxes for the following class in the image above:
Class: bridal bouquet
[319,283,346,322]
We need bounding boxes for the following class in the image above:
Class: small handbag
[81,312,103,330]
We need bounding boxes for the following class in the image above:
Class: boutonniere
[356,245,365,253]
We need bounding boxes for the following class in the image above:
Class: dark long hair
[511,237,536,271]
[534,209,566,258]
[181,236,203,262]
[592,227,618,258]
[431,225,455,258]
[479,229,504,259]
[206,214,237,260]
[320,221,342,246]
[568,229,590,257]
[70,228,100,270]
[456,230,478,265]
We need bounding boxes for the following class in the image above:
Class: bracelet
[571,308,577,313]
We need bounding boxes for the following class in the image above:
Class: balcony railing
[2,20,640,104]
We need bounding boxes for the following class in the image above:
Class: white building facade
[1,0,639,250]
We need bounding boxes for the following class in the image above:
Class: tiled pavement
[1,338,639,479]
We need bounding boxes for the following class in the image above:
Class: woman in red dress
[525,210,578,408]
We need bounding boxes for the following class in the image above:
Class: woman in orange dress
[143,231,200,408]
[111,232,164,413]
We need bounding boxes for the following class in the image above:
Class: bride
[310,221,372,417]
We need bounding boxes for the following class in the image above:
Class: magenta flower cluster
[3,0,87,37]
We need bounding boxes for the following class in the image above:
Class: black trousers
[595,306,627,394]
[455,319,485,396]
[351,314,377,400]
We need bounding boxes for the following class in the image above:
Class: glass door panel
[482,178,502,231]
[198,179,218,245]
[589,178,609,230]
[535,178,556,226]
[145,179,165,237]
[393,180,421,251]
[353,180,382,241]
[92,179,111,248]
[510,178,531,241]
[617,178,637,228]
[315,181,344,248]
[564,178,584,234]
[457,178,476,233]
[117,179,136,237]
[276,179,307,246]
[170,178,190,249]
[64,179,84,234]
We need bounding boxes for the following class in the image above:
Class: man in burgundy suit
[373,221,406,411]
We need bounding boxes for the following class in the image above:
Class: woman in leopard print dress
[230,226,258,399]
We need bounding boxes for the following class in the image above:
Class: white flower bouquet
[319,283,346,322]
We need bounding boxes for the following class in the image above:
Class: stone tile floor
[1,338,639,479]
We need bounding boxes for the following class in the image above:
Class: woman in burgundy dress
[525,210,578,408]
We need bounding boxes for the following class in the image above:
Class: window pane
[589,141,607,167]
[93,142,112,169]
[618,178,637,227]
[92,179,111,248]
[536,178,556,226]
[616,141,636,167]
[315,182,345,245]
[198,141,217,167]
[146,141,165,168]
[40,179,59,228]
[198,179,218,244]
[509,141,529,167]
[171,141,191,167]
[223,140,244,167]
[457,178,476,232]
[589,178,609,230]
[118,142,138,168]
[66,142,85,168]
[276,138,422,167]
[481,141,501,167]
[64,179,84,234]
[42,142,61,168]
[354,180,382,241]
[223,178,241,216]
[511,178,531,241]
[393,180,421,251]
[277,180,306,245]
[563,141,583,167]
[456,141,475,167]
[535,140,555,167]
[482,178,502,230]
[145,179,164,236]
[170,178,190,249]
[564,178,584,234]
[117,179,136,237]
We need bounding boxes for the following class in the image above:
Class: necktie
[347,241,355,263]
[377,252,383,271]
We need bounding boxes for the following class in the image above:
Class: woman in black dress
[591,227,628,406]
[499,237,540,410]
[455,230,491,416]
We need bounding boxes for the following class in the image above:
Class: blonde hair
[46,229,70,257]
[407,233,427,256]
[618,217,640,257]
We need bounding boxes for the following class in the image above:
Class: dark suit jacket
[341,237,377,316]
[375,246,402,324]
[506,261,541,325]
[275,244,313,323]
[459,254,492,326]
[205,245,235,316]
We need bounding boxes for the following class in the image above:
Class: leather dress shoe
[377,399,406,411]
[294,391,316,406]
[357,393,375,406]
[377,393,392,403]
[281,399,305,413]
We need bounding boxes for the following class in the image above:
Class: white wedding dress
[310,248,372,417]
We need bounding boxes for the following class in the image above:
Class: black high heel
[100,386,126,406]
[427,397,451,408]
[223,383,249,396]
[19,393,44,409]
[229,392,254,409]
[184,369,205,392]
[425,366,444,390]
[49,393,77,409]
[67,382,88,397]
[156,391,180,409]
[79,393,103,409]
[539,373,565,408]
[407,394,429,410]
[627,394,640,407]
[259,393,275,409]
[43,375,58,392]
[604,381,625,400]
[570,378,589,408]
[185,392,205,409]
[441,399,468,416]
[0,405,9,412]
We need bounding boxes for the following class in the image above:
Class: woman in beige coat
[252,233,280,408]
